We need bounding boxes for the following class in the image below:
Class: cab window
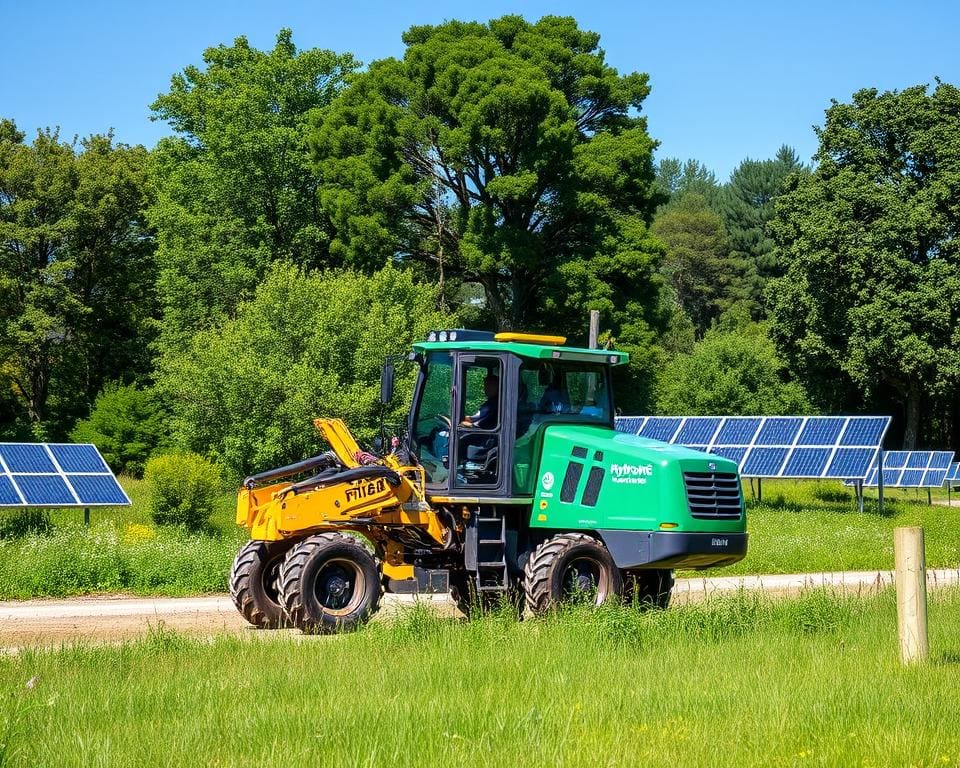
[411,353,453,484]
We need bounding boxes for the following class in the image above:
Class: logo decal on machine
[541,471,555,491]
[344,478,387,503]
[609,463,654,485]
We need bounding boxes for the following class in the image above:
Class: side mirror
[380,360,395,405]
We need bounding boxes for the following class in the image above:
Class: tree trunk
[902,383,921,450]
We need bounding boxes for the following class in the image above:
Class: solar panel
[0,443,130,507]
[946,462,960,483]
[859,451,956,487]
[613,415,891,480]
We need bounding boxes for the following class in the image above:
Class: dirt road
[2,569,958,651]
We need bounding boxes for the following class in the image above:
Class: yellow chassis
[236,418,452,582]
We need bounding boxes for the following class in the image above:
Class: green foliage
[69,384,168,476]
[656,320,811,415]
[148,30,357,348]
[144,453,221,531]
[156,262,454,478]
[655,157,722,207]
[770,82,960,447]
[718,145,805,315]
[0,122,155,436]
[0,523,235,598]
[310,14,666,354]
[652,192,749,334]
[0,509,52,540]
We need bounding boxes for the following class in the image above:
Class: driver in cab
[461,374,499,430]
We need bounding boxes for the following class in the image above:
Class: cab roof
[412,330,629,365]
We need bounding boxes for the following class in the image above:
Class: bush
[70,383,169,476]
[144,453,221,531]
[0,509,52,539]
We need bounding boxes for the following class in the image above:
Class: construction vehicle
[230,330,747,633]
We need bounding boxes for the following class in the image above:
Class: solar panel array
[947,462,960,485]
[859,451,955,488]
[0,443,130,507]
[614,416,890,480]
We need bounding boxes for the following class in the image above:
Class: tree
[719,146,805,315]
[770,83,960,448]
[148,30,357,348]
[656,320,811,416]
[0,121,155,436]
[310,15,665,344]
[156,263,454,478]
[652,192,748,334]
[656,157,721,207]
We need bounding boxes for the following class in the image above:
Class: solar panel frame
[613,415,891,480]
[0,443,131,508]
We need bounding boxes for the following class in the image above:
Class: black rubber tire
[622,569,675,610]
[523,533,622,616]
[229,540,294,629]
[278,533,381,634]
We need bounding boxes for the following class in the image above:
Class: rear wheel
[523,533,622,616]
[622,569,674,609]
[229,540,293,629]
[279,533,381,634]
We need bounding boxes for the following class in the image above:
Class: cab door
[451,354,513,495]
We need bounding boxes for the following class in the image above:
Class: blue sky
[1,0,956,180]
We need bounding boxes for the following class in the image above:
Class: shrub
[144,453,221,532]
[0,509,52,539]
[70,383,169,476]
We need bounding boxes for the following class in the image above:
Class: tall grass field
[2,588,959,767]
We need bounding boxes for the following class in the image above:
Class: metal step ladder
[473,512,508,594]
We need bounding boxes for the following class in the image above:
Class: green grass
[2,589,960,767]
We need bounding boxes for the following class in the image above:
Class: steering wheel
[434,414,452,429]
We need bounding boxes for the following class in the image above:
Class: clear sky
[1,0,956,180]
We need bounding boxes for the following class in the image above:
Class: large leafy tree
[0,121,154,437]
[157,263,453,478]
[310,15,665,342]
[148,30,357,348]
[719,146,805,315]
[770,82,960,448]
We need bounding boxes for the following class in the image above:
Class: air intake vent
[560,462,583,503]
[683,472,742,519]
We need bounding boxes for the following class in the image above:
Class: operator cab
[406,330,621,497]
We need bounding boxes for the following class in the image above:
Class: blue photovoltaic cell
[906,453,929,469]
[840,418,888,446]
[68,475,129,505]
[0,476,21,505]
[825,448,876,478]
[882,452,909,469]
[14,475,75,505]
[639,417,682,442]
[930,452,953,470]
[674,418,721,445]
[899,470,925,486]
[711,446,748,464]
[881,469,902,486]
[796,418,844,446]
[742,448,789,477]
[715,418,762,446]
[782,447,831,477]
[49,444,109,474]
[922,470,949,486]
[0,444,56,474]
[755,417,803,446]
[615,417,643,434]
[948,463,960,482]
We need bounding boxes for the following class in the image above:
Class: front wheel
[523,533,622,616]
[229,540,294,629]
[279,533,382,634]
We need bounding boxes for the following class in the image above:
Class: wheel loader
[230,330,748,633]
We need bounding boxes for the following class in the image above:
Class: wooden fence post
[894,526,929,665]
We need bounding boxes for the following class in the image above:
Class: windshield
[411,352,453,484]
